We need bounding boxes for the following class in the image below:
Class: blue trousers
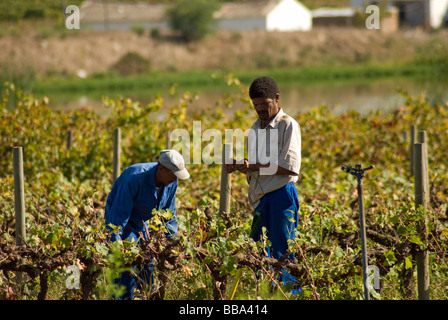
[250,182,300,286]
[114,263,154,300]
[113,229,154,300]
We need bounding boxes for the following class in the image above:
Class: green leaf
[198,198,209,207]
[397,225,408,236]
[405,256,413,270]
[95,243,109,256]
[222,256,237,272]
[60,236,72,248]
[44,232,57,245]
[384,250,397,266]
[409,235,424,246]
[334,246,345,258]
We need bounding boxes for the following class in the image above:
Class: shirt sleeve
[106,180,135,241]
[278,118,301,175]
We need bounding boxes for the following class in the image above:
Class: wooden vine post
[165,130,171,149]
[112,128,121,183]
[409,125,417,176]
[219,143,232,216]
[413,130,430,300]
[66,129,73,150]
[13,146,26,246]
[13,147,26,283]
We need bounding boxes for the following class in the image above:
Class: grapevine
[0,79,447,300]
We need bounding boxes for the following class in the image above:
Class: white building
[80,0,312,32]
[215,0,312,31]
[351,0,448,29]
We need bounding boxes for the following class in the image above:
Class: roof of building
[214,0,281,20]
[312,7,354,18]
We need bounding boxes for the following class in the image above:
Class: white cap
[155,150,190,180]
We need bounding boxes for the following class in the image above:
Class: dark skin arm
[225,159,297,176]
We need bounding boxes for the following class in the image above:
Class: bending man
[104,149,190,299]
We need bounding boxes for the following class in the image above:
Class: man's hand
[225,159,249,174]
[237,159,250,173]
[226,158,297,176]
[225,159,267,174]
[225,159,237,174]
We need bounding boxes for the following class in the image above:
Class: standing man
[227,76,301,289]
[104,149,190,299]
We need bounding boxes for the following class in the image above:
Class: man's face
[157,165,178,186]
[252,93,280,122]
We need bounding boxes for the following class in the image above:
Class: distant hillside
[1,26,447,81]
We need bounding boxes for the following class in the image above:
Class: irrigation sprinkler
[341,164,374,300]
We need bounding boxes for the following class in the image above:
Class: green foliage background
[0,75,447,300]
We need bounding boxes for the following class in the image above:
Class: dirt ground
[0,26,446,78]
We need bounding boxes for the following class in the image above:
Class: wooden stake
[418,130,430,205]
[112,128,121,183]
[413,142,430,300]
[13,147,27,285]
[410,125,417,176]
[165,131,171,149]
[13,147,26,246]
[66,129,73,150]
[219,143,232,216]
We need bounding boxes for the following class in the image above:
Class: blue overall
[104,163,178,300]
[250,182,300,289]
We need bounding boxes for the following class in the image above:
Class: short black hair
[249,76,279,99]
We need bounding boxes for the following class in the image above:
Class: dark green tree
[166,0,219,42]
